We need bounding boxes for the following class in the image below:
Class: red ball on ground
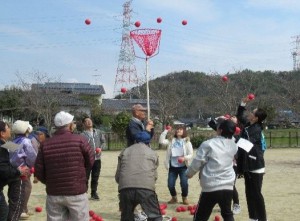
[222,75,228,82]
[171,217,178,221]
[248,93,255,100]
[89,210,95,216]
[161,209,166,215]
[160,203,167,210]
[35,206,42,212]
[215,215,221,221]
[176,206,182,212]
[92,214,98,219]
[95,216,103,221]
[135,21,141,27]
[182,20,188,25]
[187,205,193,211]
[85,19,91,25]
[180,206,187,212]
[190,209,195,215]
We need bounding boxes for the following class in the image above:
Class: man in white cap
[34,111,95,221]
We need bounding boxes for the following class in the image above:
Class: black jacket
[0,140,21,191]
[126,118,154,147]
[236,105,265,174]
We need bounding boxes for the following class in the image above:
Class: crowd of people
[0,96,268,221]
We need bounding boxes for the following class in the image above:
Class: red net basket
[130,29,162,57]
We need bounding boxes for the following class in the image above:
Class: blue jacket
[126,118,154,147]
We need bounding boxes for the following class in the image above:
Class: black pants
[119,188,162,221]
[194,190,234,221]
[0,190,8,221]
[86,159,101,193]
[232,166,239,205]
[7,179,25,221]
[244,172,267,221]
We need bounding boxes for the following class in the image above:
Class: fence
[103,129,300,150]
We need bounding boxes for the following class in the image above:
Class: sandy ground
[4,148,300,221]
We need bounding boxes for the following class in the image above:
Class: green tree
[111,111,131,140]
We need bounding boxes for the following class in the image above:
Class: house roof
[32,82,105,95]
[102,98,159,112]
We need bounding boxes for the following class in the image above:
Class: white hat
[54,111,74,127]
[12,120,30,134]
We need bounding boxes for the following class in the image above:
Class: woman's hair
[255,108,267,124]
[0,121,8,133]
[174,125,188,138]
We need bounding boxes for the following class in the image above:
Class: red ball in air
[157,17,162,23]
[248,93,255,100]
[121,87,127,94]
[35,206,42,212]
[222,75,228,82]
[135,21,141,27]
[182,20,188,25]
[85,19,91,25]
[95,148,101,153]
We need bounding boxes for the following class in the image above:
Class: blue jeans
[0,191,8,221]
[167,166,188,197]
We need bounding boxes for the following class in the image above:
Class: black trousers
[7,179,25,221]
[86,159,101,193]
[119,188,162,221]
[0,190,8,221]
[194,190,234,221]
[244,172,267,221]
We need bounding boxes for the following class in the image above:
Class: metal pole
[146,57,150,119]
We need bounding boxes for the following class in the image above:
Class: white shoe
[232,203,241,215]
[249,219,258,221]
[20,213,30,220]
[134,211,147,221]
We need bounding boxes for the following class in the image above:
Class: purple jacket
[10,135,37,168]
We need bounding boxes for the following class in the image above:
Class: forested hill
[132,69,300,122]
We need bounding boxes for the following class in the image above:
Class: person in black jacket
[236,97,268,221]
[0,121,29,221]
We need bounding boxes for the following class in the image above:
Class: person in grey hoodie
[186,120,238,221]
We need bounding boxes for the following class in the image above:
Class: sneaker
[20,213,30,220]
[232,203,241,215]
[134,211,147,221]
[90,192,100,200]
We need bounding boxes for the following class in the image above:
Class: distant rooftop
[32,82,105,95]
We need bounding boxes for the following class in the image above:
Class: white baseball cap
[12,120,31,134]
[54,111,74,127]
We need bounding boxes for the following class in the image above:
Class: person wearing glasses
[126,104,154,147]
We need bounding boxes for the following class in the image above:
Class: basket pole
[146,57,150,119]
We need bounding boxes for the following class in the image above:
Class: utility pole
[113,0,139,97]
[291,35,300,71]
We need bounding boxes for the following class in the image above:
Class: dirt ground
[5,148,300,221]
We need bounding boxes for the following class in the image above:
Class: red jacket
[35,128,94,195]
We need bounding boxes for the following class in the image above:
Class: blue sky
[1,0,300,98]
